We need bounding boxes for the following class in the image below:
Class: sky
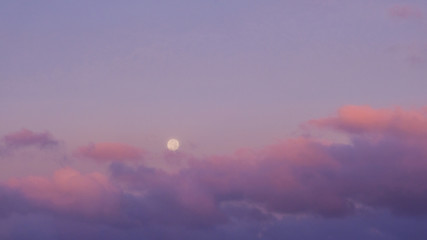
[0,0,427,239]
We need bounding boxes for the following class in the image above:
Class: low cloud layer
[0,105,427,239]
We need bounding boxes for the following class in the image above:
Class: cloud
[2,129,58,149]
[2,105,427,239]
[105,137,427,230]
[75,142,144,163]
[106,105,427,223]
[309,105,427,138]
[7,168,120,221]
[0,186,32,218]
[388,4,423,20]
[110,163,227,228]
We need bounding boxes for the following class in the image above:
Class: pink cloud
[309,105,427,138]
[75,142,144,162]
[109,163,226,227]
[2,105,427,229]
[3,129,58,149]
[109,105,427,220]
[263,138,337,167]
[388,4,423,20]
[8,167,119,218]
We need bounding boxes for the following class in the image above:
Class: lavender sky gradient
[1,1,427,239]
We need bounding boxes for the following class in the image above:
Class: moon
[167,138,180,151]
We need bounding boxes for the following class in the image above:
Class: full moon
[167,138,180,151]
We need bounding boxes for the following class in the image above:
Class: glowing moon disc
[167,139,180,151]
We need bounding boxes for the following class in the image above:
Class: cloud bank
[1,105,427,239]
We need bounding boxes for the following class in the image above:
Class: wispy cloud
[388,4,423,20]
[2,129,58,149]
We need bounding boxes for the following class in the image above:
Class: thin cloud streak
[74,142,144,163]
[2,129,58,149]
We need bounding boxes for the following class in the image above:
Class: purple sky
[1,1,427,239]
